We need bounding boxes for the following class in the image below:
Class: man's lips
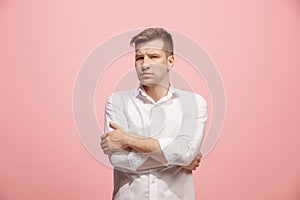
[141,73,153,76]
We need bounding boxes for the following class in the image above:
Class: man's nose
[142,55,151,65]
[141,64,150,72]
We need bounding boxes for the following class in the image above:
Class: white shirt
[104,83,208,200]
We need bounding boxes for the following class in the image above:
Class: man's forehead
[134,39,169,53]
[135,47,164,55]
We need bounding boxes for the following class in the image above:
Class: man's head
[130,27,174,57]
[130,28,175,87]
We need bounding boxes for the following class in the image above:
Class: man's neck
[142,82,170,103]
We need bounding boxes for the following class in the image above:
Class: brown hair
[130,27,174,56]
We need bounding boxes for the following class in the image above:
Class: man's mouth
[141,73,153,76]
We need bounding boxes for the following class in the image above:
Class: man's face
[134,39,174,87]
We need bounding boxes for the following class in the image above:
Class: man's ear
[167,55,174,71]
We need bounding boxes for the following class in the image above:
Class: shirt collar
[133,82,179,103]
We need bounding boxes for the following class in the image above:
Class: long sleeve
[160,93,208,166]
[104,93,148,171]
[105,91,208,170]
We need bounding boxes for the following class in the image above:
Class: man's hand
[181,153,202,171]
[101,122,130,154]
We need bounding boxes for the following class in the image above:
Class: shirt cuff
[128,151,148,170]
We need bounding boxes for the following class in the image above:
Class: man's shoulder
[174,88,207,106]
[106,89,134,102]
[109,89,134,97]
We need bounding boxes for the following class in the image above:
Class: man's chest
[124,98,183,138]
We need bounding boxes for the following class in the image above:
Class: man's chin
[139,79,168,88]
[140,83,169,89]
[141,82,155,87]
[139,80,157,86]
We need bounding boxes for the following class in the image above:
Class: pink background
[1,0,300,199]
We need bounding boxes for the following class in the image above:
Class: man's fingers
[199,152,203,158]
[103,148,109,154]
[192,163,200,170]
[101,137,107,144]
[101,134,107,140]
[101,142,108,148]
[100,134,108,153]
[101,143,113,154]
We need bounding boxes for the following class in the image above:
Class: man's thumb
[109,121,119,130]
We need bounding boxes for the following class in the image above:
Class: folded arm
[160,94,208,166]
[101,93,207,171]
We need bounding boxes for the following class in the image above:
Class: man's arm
[102,93,149,171]
[102,121,167,163]
[137,153,202,171]
[101,94,183,171]
[102,121,203,170]
[102,93,208,168]
[155,93,208,166]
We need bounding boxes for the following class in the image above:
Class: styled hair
[130,27,174,56]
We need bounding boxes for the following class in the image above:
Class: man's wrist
[124,133,134,149]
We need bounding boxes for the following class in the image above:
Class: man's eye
[136,57,143,61]
[150,55,159,59]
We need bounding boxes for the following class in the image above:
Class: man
[100,27,208,200]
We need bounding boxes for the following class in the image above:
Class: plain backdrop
[1,0,300,199]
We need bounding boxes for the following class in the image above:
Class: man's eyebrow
[147,53,160,55]
[135,52,161,57]
[136,47,163,51]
